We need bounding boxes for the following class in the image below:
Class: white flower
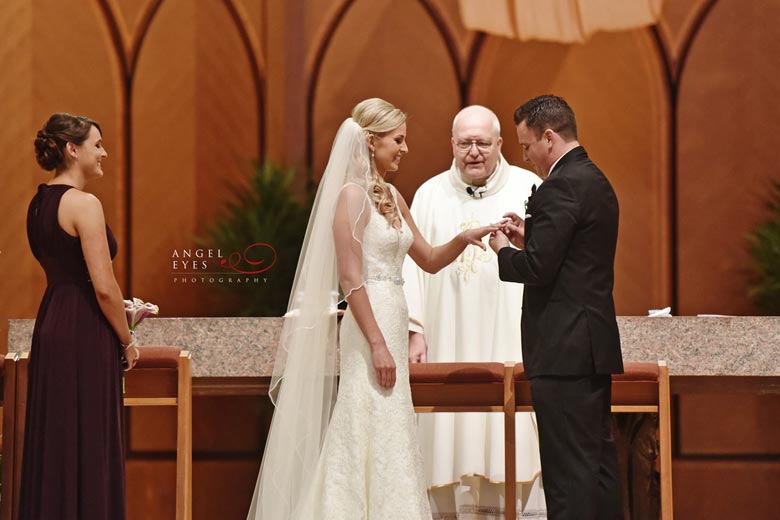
[124,297,159,330]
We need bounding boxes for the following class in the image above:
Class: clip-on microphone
[466,186,486,198]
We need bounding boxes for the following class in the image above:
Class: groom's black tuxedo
[498,146,623,378]
[498,146,624,520]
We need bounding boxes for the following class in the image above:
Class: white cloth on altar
[402,156,544,489]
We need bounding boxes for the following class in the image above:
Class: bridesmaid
[20,113,139,519]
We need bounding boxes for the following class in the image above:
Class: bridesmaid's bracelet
[120,330,137,349]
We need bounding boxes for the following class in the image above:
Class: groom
[489,95,624,519]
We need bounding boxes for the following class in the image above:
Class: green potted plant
[747,180,780,314]
[200,161,312,316]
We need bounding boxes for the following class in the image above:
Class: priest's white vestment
[402,157,544,492]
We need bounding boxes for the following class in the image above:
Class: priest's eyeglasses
[455,140,493,153]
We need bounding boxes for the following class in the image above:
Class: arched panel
[305,0,351,55]
[230,0,265,73]
[235,0,264,48]
[110,0,157,52]
[131,0,196,318]
[656,0,714,75]
[310,0,461,202]
[677,0,780,315]
[470,29,671,315]
[421,0,481,79]
[194,1,261,226]
[131,0,261,318]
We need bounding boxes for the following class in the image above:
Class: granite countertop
[8,317,780,377]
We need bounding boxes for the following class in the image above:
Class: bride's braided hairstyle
[351,98,406,228]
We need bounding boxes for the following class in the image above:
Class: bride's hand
[371,342,396,389]
[459,224,501,251]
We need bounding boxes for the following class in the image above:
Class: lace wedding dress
[297,189,432,519]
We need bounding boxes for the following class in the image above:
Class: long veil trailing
[247,118,373,520]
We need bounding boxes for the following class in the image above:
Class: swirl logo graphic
[220,242,277,275]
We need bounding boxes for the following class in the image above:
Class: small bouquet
[124,297,159,330]
[122,297,159,370]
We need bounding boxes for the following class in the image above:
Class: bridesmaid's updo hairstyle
[351,98,406,227]
[34,113,101,171]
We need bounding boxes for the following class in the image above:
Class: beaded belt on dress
[366,274,404,286]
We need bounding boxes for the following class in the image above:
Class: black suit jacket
[498,146,623,378]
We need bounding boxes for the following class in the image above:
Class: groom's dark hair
[514,95,578,141]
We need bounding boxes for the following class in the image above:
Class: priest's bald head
[451,105,504,187]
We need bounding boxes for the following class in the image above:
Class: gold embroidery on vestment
[457,218,493,283]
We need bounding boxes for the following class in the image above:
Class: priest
[402,105,546,518]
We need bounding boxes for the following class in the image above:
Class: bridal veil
[247,118,373,519]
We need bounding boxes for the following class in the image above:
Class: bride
[247,98,498,519]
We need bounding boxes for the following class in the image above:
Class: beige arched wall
[677,0,780,315]
[469,29,671,316]
[310,0,462,202]
[131,0,261,318]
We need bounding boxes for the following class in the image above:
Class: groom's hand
[489,229,510,254]
[408,331,428,363]
[502,211,526,249]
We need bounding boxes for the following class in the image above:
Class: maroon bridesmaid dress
[19,184,126,519]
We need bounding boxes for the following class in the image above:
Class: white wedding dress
[297,189,432,519]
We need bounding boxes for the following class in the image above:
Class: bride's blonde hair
[351,98,406,227]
